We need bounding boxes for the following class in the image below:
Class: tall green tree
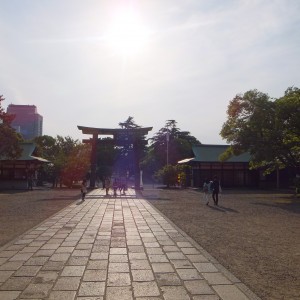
[0,95,23,159]
[118,116,140,129]
[33,135,88,187]
[274,87,300,169]
[142,120,200,178]
[33,135,58,160]
[32,135,59,184]
[153,164,192,187]
[115,117,147,177]
[61,143,91,187]
[154,164,178,187]
[56,135,80,157]
[220,87,300,174]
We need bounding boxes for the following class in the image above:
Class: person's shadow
[207,205,225,212]
[218,205,239,213]
[208,205,239,213]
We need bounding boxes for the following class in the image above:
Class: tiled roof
[190,144,251,163]
[18,142,36,160]
[1,142,49,163]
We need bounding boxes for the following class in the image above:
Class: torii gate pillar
[90,133,98,188]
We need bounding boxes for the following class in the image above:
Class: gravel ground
[142,187,300,300]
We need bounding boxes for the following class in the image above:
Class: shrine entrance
[77,125,152,189]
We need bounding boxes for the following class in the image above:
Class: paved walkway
[0,188,260,300]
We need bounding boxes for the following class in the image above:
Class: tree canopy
[118,116,140,129]
[33,135,90,187]
[220,87,300,173]
[154,164,191,187]
[149,120,200,166]
[116,116,146,177]
[141,120,200,180]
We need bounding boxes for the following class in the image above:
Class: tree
[32,135,58,160]
[0,95,15,124]
[31,135,59,185]
[56,135,80,157]
[274,87,300,169]
[151,120,200,166]
[118,116,140,129]
[32,135,87,187]
[0,95,23,160]
[61,143,91,187]
[53,136,84,186]
[139,147,161,180]
[141,120,200,180]
[154,165,178,187]
[153,164,192,188]
[220,87,300,174]
[115,116,147,177]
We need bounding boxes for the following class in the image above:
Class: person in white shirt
[203,179,211,205]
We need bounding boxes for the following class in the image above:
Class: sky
[1,0,300,144]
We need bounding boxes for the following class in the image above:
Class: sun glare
[106,8,149,57]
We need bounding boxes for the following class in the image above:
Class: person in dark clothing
[81,179,87,202]
[211,176,221,205]
[28,176,33,191]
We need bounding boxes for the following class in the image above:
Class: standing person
[211,176,221,206]
[113,178,118,197]
[105,177,111,196]
[28,175,33,191]
[119,178,127,195]
[81,179,87,202]
[203,179,210,205]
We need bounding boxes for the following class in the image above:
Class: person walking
[203,179,211,205]
[211,176,221,206]
[81,179,87,202]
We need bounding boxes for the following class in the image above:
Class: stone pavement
[0,188,261,300]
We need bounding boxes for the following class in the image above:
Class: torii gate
[77,125,152,189]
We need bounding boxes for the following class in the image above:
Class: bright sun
[105,8,149,57]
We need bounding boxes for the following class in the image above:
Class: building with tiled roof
[178,144,258,188]
[0,142,49,189]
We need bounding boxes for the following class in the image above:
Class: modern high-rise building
[6,104,43,140]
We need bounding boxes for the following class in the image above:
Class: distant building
[7,104,43,140]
